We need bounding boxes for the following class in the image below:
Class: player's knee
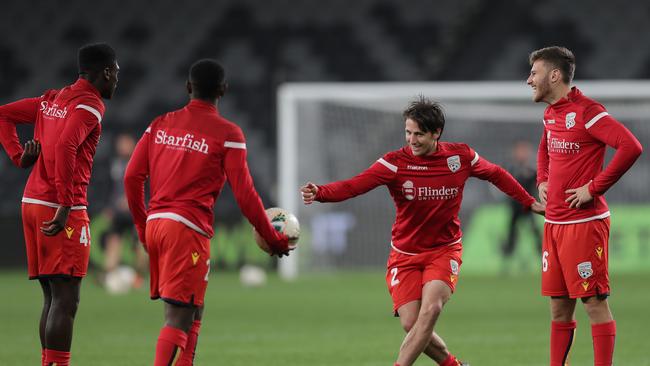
[418,301,443,322]
[400,317,416,333]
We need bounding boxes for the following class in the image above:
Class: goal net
[277,81,650,279]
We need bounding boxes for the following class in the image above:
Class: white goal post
[276,81,650,280]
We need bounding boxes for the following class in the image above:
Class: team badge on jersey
[402,180,415,200]
[565,112,576,129]
[577,261,593,279]
[447,155,461,173]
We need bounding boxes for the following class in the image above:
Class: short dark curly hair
[78,43,116,74]
[189,59,227,99]
[529,46,575,84]
[403,96,445,140]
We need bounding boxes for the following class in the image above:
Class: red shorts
[22,203,91,279]
[146,218,211,307]
[385,243,463,314]
[541,218,610,298]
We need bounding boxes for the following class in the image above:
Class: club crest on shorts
[402,180,415,200]
[447,155,461,173]
[565,112,576,129]
[450,260,459,275]
[577,261,593,279]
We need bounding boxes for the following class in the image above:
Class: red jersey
[124,99,284,247]
[0,78,105,208]
[315,142,536,254]
[537,87,643,224]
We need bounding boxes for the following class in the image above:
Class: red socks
[440,353,459,366]
[177,320,202,365]
[592,321,616,366]
[44,349,70,366]
[42,349,46,366]
[550,320,576,366]
[154,326,188,366]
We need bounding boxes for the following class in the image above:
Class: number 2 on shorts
[390,267,400,286]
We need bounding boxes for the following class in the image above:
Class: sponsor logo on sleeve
[577,261,593,279]
[191,252,200,265]
[565,112,576,129]
[582,281,590,291]
[596,246,603,260]
[447,155,461,172]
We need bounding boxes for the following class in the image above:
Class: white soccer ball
[105,265,136,295]
[254,207,300,254]
[239,265,267,287]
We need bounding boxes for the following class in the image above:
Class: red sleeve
[584,108,643,196]
[470,150,536,208]
[0,97,40,167]
[124,128,150,243]
[536,127,549,187]
[316,158,396,202]
[223,129,285,248]
[54,105,101,206]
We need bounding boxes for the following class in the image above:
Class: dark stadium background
[2,0,648,268]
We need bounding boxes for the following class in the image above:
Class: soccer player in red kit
[300,97,545,366]
[124,59,293,366]
[528,46,643,366]
[0,43,119,366]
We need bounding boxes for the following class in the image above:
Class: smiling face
[526,59,555,103]
[405,118,440,156]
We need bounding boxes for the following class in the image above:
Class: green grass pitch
[0,270,648,365]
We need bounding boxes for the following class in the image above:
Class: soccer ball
[254,207,300,254]
[104,265,136,295]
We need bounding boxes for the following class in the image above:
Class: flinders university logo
[447,155,461,173]
[565,112,576,129]
[401,180,459,201]
[402,180,415,200]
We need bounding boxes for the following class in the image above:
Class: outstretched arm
[124,129,151,244]
[471,152,540,212]
[224,140,291,256]
[309,159,396,203]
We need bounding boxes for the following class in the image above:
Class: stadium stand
[0,0,647,218]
